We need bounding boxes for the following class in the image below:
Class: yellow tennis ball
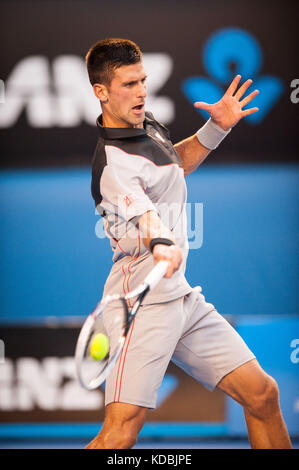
[90,333,109,361]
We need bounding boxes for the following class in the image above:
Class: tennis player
[85,38,291,449]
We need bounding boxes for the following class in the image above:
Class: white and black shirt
[91,112,192,304]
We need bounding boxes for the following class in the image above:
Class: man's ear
[93,83,109,103]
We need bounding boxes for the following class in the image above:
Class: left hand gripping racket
[75,261,168,390]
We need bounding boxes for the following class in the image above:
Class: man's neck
[102,113,143,129]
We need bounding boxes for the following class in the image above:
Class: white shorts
[104,286,255,409]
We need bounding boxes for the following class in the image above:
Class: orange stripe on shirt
[114,233,141,401]
[117,316,136,402]
[113,264,127,402]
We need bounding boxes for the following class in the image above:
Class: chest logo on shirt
[124,193,138,207]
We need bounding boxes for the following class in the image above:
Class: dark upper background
[0,0,298,167]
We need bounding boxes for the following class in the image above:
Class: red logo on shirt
[124,193,138,207]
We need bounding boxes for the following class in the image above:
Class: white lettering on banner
[0,57,51,127]
[0,357,103,411]
[290,79,299,104]
[0,360,14,410]
[142,53,174,123]
[0,54,174,128]
[52,56,99,127]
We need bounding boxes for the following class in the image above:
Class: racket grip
[144,261,168,290]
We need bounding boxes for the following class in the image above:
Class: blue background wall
[0,164,298,322]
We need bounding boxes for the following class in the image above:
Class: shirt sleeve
[100,145,158,223]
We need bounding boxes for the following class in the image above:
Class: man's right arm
[136,210,183,278]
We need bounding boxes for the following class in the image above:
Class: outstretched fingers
[224,74,242,97]
[193,101,212,111]
[240,89,259,108]
[234,78,253,100]
[241,107,259,117]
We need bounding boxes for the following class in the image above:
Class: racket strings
[75,262,168,389]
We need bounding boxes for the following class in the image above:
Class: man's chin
[130,112,145,128]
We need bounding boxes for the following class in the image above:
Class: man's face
[101,61,147,128]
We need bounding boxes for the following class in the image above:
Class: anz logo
[182,27,284,124]
[0,54,174,128]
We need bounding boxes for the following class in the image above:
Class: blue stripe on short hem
[0,422,227,439]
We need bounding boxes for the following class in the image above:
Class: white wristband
[196,118,231,150]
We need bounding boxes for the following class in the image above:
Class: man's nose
[137,82,147,98]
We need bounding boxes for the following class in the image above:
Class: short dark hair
[86,38,142,86]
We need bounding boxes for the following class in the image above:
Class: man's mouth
[132,104,144,113]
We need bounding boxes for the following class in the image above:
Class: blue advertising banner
[227,316,299,435]
[0,0,298,166]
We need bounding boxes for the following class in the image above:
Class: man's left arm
[174,75,259,176]
[174,133,211,176]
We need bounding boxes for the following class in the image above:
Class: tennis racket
[75,260,168,390]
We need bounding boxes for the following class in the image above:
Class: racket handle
[144,260,168,290]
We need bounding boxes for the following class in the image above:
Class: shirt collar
[96,113,154,140]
